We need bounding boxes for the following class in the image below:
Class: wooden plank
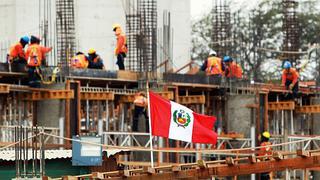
[179,95,205,104]
[296,105,320,113]
[0,84,9,93]
[119,91,173,103]
[21,90,74,100]
[117,70,138,80]
[80,91,114,100]
[268,101,295,111]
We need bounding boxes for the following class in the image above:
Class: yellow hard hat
[112,23,121,31]
[88,48,96,54]
[262,131,271,139]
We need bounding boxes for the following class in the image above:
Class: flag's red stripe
[192,113,217,144]
[193,113,216,130]
[149,91,171,138]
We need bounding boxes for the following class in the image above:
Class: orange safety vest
[226,62,243,78]
[206,57,222,75]
[71,54,88,68]
[8,42,25,61]
[258,141,272,157]
[26,44,42,67]
[134,95,147,107]
[115,34,128,55]
[282,68,299,85]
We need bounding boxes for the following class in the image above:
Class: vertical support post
[65,80,71,146]
[264,93,269,131]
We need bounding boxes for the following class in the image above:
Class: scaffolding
[282,0,300,61]
[211,0,231,57]
[125,0,157,72]
[56,0,76,68]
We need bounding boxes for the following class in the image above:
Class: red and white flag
[149,91,217,144]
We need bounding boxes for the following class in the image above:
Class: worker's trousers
[116,53,126,70]
[285,80,299,99]
[27,66,42,88]
[132,106,149,132]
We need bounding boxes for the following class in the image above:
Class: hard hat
[283,61,291,69]
[209,50,217,56]
[223,56,232,62]
[20,36,30,43]
[88,48,96,54]
[30,35,40,44]
[262,131,271,139]
[112,23,121,31]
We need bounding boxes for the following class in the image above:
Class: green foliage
[191,0,320,81]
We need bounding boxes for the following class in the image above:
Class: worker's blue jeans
[116,53,125,70]
[285,80,299,99]
[27,66,41,88]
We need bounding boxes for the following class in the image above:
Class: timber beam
[179,95,205,104]
[0,84,9,93]
[120,91,174,103]
[296,105,320,113]
[53,154,320,179]
[21,90,74,100]
[80,91,114,100]
[268,101,295,111]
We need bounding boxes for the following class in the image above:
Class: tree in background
[191,0,320,81]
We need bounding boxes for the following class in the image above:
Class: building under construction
[0,0,320,179]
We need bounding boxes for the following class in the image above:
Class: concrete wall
[226,94,255,137]
[37,83,66,128]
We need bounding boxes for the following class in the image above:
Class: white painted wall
[0,0,191,70]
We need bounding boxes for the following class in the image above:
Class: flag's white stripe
[168,101,194,142]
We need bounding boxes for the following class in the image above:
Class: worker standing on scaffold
[132,92,149,132]
[258,131,273,180]
[25,35,52,88]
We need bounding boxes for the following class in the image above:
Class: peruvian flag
[149,91,217,144]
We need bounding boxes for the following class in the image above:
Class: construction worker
[282,61,299,99]
[201,50,224,76]
[87,48,105,69]
[25,35,52,88]
[7,36,29,65]
[223,56,243,79]
[133,92,149,132]
[70,52,89,69]
[113,24,128,70]
[258,131,273,180]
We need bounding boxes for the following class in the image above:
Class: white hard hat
[209,50,217,56]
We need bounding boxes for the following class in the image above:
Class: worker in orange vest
[133,92,149,132]
[87,48,105,69]
[113,24,128,70]
[201,50,224,77]
[7,36,29,65]
[282,60,299,99]
[25,35,52,87]
[223,56,243,79]
[71,52,89,69]
[258,131,273,180]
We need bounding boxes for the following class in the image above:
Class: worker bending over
[133,92,149,132]
[71,52,89,69]
[282,61,299,99]
[87,48,104,69]
[223,56,243,79]
[7,36,29,65]
[201,50,224,77]
[113,24,128,70]
[25,35,52,88]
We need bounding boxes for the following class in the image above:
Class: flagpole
[146,80,154,168]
